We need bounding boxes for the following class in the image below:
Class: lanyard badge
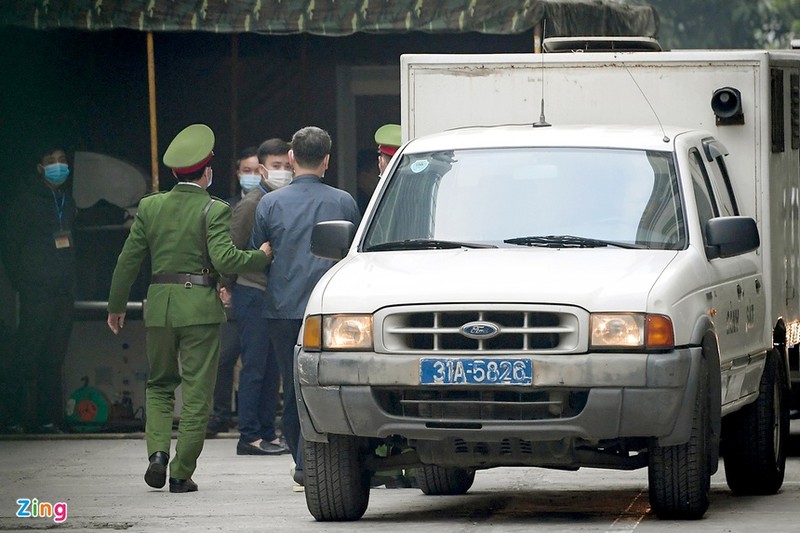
[52,190,71,248]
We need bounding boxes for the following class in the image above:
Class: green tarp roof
[0,0,657,37]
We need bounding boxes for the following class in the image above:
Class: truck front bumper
[297,347,700,448]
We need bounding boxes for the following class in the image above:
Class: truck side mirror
[705,216,759,259]
[311,220,356,261]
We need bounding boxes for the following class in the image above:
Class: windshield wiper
[365,239,497,252]
[503,235,644,249]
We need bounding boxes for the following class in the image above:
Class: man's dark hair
[236,146,258,168]
[257,138,290,165]
[291,127,331,168]
[175,167,206,182]
[39,146,67,162]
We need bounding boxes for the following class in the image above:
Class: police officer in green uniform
[106,124,272,493]
[370,123,417,488]
[374,123,402,176]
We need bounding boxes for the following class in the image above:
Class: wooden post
[230,34,240,198]
[147,32,159,191]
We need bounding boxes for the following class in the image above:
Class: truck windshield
[363,147,685,250]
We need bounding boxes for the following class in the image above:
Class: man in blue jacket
[251,126,360,488]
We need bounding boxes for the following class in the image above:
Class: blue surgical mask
[239,173,261,192]
[44,163,70,185]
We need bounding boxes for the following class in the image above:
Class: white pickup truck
[296,44,799,522]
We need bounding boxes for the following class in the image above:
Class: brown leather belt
[151,273,216,288]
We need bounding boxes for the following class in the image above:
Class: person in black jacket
[206,146,258,437]
[1,147,76,433]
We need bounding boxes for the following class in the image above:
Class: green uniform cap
[163,124,215,173]
[374,124,401,148]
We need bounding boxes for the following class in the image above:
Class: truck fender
[295,346,330,444]
[658,320,721,471]
[297,388,329,443]
[690,319,722,463]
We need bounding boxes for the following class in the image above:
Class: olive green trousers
[145,323,221,480]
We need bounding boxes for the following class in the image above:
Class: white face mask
[266,169,292,190]
[206,168,213,189]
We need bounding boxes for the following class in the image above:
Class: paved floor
[0,433,313,532]
[4,428,800,532]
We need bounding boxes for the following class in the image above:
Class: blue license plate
[419,358,532,385]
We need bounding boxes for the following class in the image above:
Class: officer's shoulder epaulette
[209,195,230,207]
[141,190,167,199]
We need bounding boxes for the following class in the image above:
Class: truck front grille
[379,307,581,353]
[373,388,589,421]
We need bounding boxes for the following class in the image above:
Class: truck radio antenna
[533,20,551,128]
[624,64,669,142]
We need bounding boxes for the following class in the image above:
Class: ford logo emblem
[460,321,500,339]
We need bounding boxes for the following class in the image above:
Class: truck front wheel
[648,359,711,519]
[722,348,788,495]
[304,435,371,521]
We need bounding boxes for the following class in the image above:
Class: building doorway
[336,66,400,197]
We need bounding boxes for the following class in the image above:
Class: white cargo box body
[401,50,800,384]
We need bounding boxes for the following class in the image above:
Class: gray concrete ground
[3,427,800,532]
[0,433,311,531]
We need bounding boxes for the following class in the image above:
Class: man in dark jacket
[228,138,292,456]
[1,147,76,433]
[206,146,259,436]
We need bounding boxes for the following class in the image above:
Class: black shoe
[384,475,412,489]
[264,439,290,455]
[205,418,230,436]
[371,472,412,488]
[370,474,394,488]
[292,468,304,486]
[169,477,198,493]
[144,451,169,489]
[236,439,289,456]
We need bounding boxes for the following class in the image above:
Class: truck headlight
[303,314,373,351]
[590,313,674,350]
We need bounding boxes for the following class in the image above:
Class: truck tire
[415,465,475,495]
[648,359,711,519]
[722,348,788,495]
[304,435,370,521]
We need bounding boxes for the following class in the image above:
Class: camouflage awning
[0,0,658,37]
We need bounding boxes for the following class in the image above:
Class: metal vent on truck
[542,36,662,53]
[372,388,590,421]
